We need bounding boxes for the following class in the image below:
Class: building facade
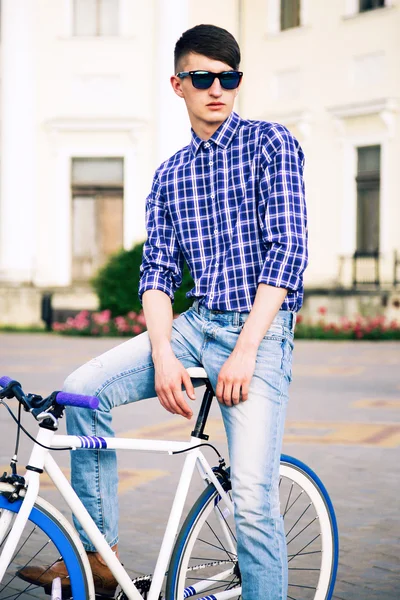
[0,0,399,324]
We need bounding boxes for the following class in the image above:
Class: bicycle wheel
[0,483,93,599]
[166,455,339,600]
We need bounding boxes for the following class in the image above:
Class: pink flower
[127,311,137,320]
[115,316,126,326]
[296,315,303,324]
[318,307,327,316]
[93,310,111,325]
[136,313,146,326]
[132,325,142,335]
[102,325,110,334]
[356,331,363,339]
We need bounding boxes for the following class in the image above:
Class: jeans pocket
[263,321,285,342]
[282,337,293,383]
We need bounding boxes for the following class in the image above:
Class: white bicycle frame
[0,368,238,600]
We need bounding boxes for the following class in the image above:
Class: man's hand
[153,348,195,419]
[216,348,257,406]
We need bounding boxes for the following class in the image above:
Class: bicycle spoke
[283,480,294,516]
[284,489,305,518]
[203,521,236,563]
[288,534,321,563]
[285,503,312,537]
[288,583,317,590]
[287,519,318,546]
[287,550,321,559]
[195,535,237,558]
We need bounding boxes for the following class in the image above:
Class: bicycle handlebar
[55,391,99,410]
[0,376,99,411]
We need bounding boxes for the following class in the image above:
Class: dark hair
[174,24,241,72]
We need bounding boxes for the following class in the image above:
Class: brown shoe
[17,545,119,597]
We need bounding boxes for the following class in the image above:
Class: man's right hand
[153,348,195,419]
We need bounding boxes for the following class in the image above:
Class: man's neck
[190,113,230,141]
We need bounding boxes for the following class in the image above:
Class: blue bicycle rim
[0,494,88,598]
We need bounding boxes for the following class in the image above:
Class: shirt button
[215,261,218,267]
[211,194,215,199]
[209,161,213,166]
[214,228,218,234]
[204,142,210,148]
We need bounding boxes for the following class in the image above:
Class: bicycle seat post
[191,380,214,441]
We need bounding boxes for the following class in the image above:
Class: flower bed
[295,307,400,340]
[52,307,400,340]
[52,310,146,337]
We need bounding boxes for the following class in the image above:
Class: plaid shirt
[139,111,308,312]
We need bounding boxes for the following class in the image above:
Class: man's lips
[207,102,225,108]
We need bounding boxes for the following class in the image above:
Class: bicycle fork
[0,427,52,582]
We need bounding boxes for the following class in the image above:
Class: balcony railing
[337,250,400,289]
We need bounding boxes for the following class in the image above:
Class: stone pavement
[0,333,399,599]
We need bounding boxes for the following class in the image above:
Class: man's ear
[170,75,184,98]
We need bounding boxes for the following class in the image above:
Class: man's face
[171,53,241,133]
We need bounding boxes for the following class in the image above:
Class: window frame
[355,145,381,254]
[266,0,309,35]
[280,0,301,31]
[344,0,392,18]
[72,0,120,37]
[359,0,386,13]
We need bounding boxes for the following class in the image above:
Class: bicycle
[0,368,338,600]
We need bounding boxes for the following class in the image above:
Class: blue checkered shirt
[139,111,308,312]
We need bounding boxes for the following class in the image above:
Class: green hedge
[91,242,195,316]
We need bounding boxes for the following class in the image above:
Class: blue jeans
[64,303,295,600]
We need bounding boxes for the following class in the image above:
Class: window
[71,158,124,281]
[73,0,119,36]
[356,146,380,254]
[280,0,300,30]
[359,0,385,12]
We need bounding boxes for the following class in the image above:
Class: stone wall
[0,285,98,327]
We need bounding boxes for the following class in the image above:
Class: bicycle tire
[166,454,339,600]
[0,483,93,599]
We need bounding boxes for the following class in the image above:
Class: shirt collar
[190,111,241,156]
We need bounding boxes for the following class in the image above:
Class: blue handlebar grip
[0,376,13,388]
[55,392,99,410]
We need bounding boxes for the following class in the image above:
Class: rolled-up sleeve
[139,174,184,303]
[257,127,308,292]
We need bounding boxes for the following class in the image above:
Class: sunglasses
[176,70,243,90]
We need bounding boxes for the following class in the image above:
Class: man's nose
[208,77,223,97]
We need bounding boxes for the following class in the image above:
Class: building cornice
[328,98,398,139]
[327,98,398,119]
[262,109,312,140]
[44,117,147,134]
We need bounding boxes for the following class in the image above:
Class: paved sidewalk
[0,333,399,599]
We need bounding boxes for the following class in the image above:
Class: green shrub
[91,242,195,317]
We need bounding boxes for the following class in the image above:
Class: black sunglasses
[176,70,243,90]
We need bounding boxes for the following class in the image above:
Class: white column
[344,0,359,17]
[0,0,37,283]
[155,0,190,166]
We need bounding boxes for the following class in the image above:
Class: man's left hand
[215,349,257,406]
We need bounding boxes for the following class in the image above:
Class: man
[19,24,307,600]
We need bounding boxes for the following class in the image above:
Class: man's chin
[203,109,229,124]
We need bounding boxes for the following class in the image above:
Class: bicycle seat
[186,367,208,379]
